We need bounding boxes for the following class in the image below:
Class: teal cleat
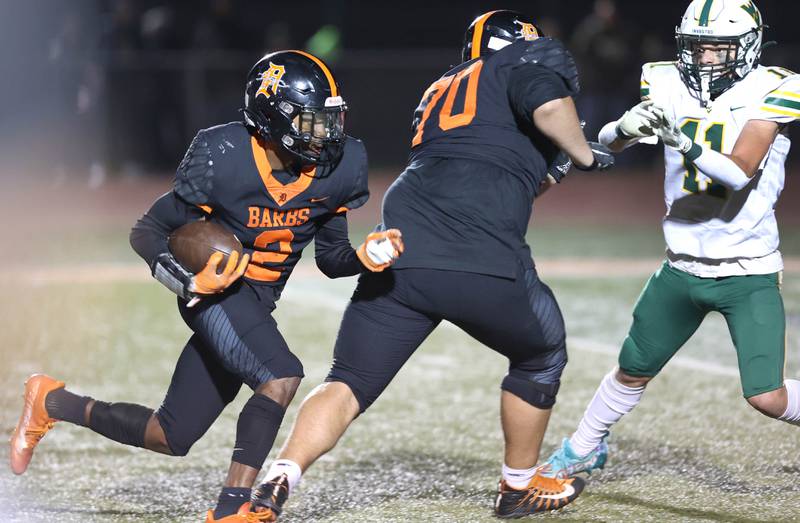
[542,437,608,479]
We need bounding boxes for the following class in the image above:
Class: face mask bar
[676,34,744,98]
[288,104,347,165]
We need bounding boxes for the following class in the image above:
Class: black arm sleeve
[507,64,572,126]
[129,191,207,270]
[313,213,362,278]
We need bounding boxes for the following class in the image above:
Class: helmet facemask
[281,98,347,167]
[243,50,347,170]
[674,0,764,106]
[676,29,760,104]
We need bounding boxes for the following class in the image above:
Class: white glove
[365,237,397,265]
[356,229,404,272]
[653,105,693,153]
[616,101,664,139]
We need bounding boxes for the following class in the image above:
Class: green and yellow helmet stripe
[471,10,501,60]
[698,0,714,27]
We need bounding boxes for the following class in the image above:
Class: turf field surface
[1,175,799,522]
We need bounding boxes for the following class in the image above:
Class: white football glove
[356,229,404,272]
[365,237,397,265]
[652,104,693,153]
[616,101,664,139]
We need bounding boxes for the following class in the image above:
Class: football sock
[779,379,800,425]
[213,487,251,519]
[265,459,302,493]
[44,388,91,426]
[502,463,538,489]
[88,401,154,448]
[570,369,645,456]
[231,393,286,470]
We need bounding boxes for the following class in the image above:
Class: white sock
[779,379,800,426]
[569,369,645,456]
[502,463,539,489]
[264,459,302,493]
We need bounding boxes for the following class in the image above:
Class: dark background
[1,0,798,183]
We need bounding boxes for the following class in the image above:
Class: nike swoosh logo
[310,196,329,202]
[538,482,575,500]
[730,106,747,111]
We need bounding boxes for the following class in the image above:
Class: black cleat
[251,473,290,521]
[494,473,584,518]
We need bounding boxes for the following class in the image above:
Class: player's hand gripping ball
[168,220,244,273]
[168,221,250,301]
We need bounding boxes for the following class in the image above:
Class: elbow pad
[152,252,196,301]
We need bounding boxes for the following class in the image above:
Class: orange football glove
[191,251,250,295]
[356,229,404,272]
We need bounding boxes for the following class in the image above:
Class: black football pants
[327,267,568,412]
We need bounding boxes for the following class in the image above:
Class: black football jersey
[408,37,579,195]
[172,122,368,288]
[382,37,579,279]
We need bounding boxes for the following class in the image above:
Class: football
[168,220,243,274]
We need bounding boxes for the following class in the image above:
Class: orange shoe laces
[245,509,276,522]
[529,474,569,494]
[24,421,55,441]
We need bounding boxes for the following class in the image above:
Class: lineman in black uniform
[252,11,614,520]
[9,50,402,522]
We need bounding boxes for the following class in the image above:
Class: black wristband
[683,142,703,162]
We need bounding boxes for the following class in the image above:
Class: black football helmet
[462,10,544,62]
[243,50,346,166]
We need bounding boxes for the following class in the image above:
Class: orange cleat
[9,374,64,475]
[494,472,584,518]
[205,502,276,522]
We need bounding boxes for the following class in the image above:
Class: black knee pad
[502,374,561,409]
[89,401,153,449]
[232,393,286,469]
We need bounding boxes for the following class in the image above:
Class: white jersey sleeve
[638,62,678,145]
[748,69,800,123]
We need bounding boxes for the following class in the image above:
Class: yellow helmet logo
[517,22,539,41]
[256,62,286,99]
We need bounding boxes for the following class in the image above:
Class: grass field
[1,178,800,522]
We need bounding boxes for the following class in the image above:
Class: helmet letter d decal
[256,62,286,99]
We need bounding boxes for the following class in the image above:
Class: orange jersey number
[245,229,294,282]
[411,60,484,147]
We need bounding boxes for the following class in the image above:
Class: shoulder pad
[751,72,800,124]
[174,130,215,206]
[640,61,678,102]
[335,137,369,212]
[518,37,579,95]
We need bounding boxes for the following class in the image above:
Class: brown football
[168,220,244,274]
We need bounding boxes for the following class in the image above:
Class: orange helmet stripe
[290,50,338,97]
[470,10,501,60]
